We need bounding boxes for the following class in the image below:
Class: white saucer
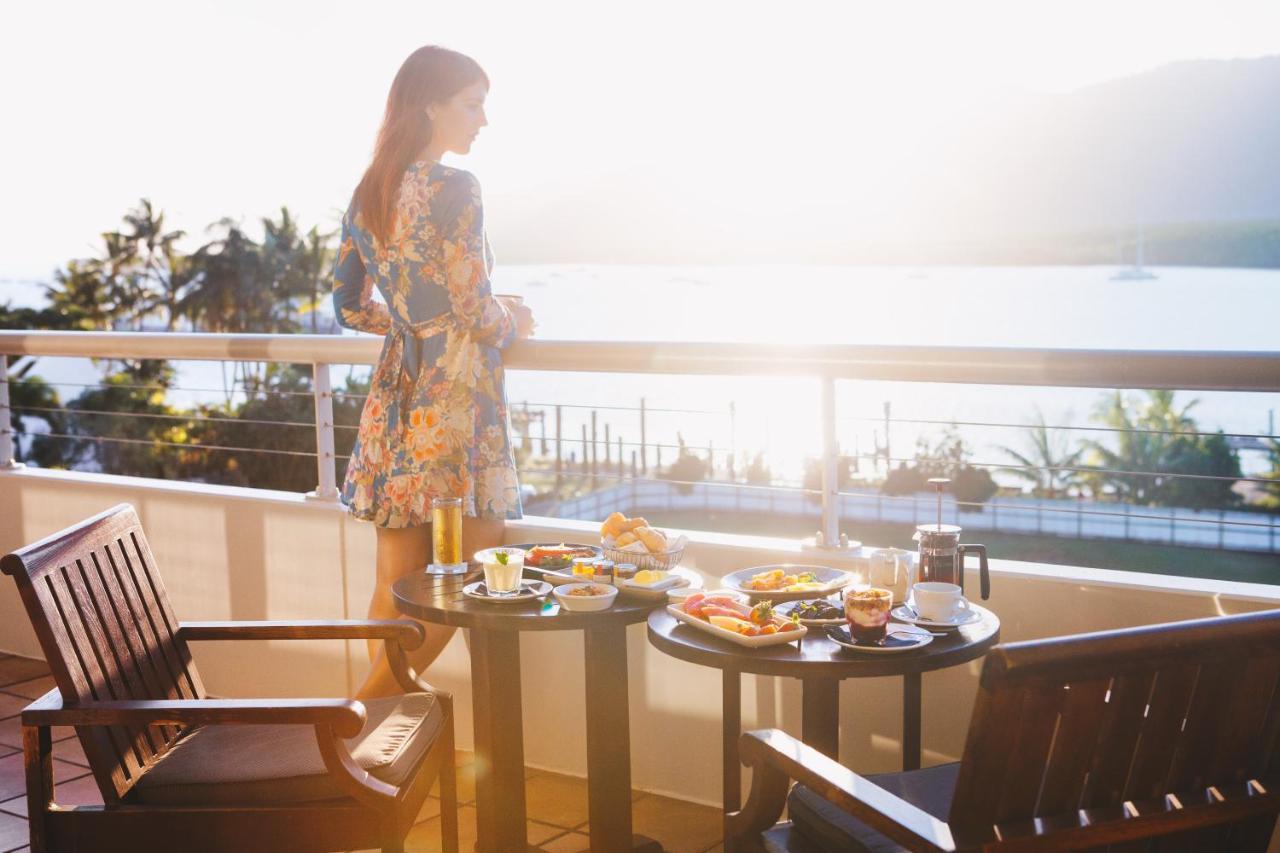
[891,604,982,631]
[463,580,552,604]
[825,623,933,653]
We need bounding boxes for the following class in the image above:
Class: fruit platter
[720,564,852,602]
[668,592,807,648]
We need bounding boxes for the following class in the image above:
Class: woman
[333,45,534,698]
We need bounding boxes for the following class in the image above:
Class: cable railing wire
[32,432,320,458]
[12,404,318,430]
[849,452,1276,486]
[838,414,1278,443]
[835,487,1279,530]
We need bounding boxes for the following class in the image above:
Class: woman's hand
[507,300,535,340]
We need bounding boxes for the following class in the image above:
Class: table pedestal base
[470,630,528,853]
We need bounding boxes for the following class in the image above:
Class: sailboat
[1111,227,1158,280]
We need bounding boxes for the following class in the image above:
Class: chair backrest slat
[950,610,1280,850]
[1,505,206,802]
[1033,677,1109,816]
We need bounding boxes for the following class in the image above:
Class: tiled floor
[0,655,724,853]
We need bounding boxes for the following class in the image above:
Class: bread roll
[615,530,640,547]
[601,511,628,539]
[623,516,649,532]
[635,526,667,553]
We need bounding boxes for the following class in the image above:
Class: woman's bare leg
[356,516,507,699]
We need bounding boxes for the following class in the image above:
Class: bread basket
[602,543,685,572]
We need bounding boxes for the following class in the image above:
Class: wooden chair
[728,608,1280,852]
[1,503,459,853]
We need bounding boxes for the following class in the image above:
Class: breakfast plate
[508,542,602,573]
[890,604,982,631]
[462,580,552,604]
[774,597,846,626]
[616,566,703,600]
[825,623,933,653]
[721,564,852,602]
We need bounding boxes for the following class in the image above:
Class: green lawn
[650,509,1280,586]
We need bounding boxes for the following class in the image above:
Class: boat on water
[1111,228,1158,281]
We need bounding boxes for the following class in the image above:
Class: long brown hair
[353,46,489,246]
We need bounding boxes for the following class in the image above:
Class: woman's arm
[437,172,517,348]
[332,218,391,335]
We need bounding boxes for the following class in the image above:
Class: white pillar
[308,362,339,500]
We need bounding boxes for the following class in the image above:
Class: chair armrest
[178,619,424,650]
[732,729,956,853]
[20,688,367,738]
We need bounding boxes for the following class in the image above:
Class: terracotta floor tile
[0,808,29,851]
[0,771,102,818]
[0,677,56,701]
[405,804,477,852]
[629,792,724,853]
[51,737,88,768]
[0,659,50,689]
[0,718,74,752]
[415,794,441,823]
[524,772,591,829]
[0,698,31,722]
[537,831,589,853]
[526,820,565,845]
[0,753,87,802]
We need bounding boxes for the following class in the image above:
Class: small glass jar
[571,557,597,582]
[612,562,638,584]
[592,559,615,585]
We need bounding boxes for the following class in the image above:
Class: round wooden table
[646,604,1000,814]
[393,572,664,853]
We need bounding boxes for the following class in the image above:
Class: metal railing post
[0,357,19,469]
[820,376,840,547]
[308,363,339,501]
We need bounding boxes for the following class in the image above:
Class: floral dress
[333,161,522,526]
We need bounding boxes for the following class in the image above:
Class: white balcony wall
[2,466,1278,807]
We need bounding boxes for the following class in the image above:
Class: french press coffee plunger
[913,478,991,600]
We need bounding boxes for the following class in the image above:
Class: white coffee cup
[911,582,969,622]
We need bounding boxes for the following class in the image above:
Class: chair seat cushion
[130,693,444,806]
[787,762,959,853]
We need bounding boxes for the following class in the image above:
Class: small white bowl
[553,582,618,612]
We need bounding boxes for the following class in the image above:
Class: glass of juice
[427,497,466,575]
[476,547,526,596]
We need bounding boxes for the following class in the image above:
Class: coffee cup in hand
[911,582,969,622]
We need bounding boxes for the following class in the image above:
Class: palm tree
[997,408,1083,497]
[294,225,335,333]
[122,199,189,330]
[1083,390,1199,504]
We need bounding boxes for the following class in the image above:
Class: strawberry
[749,600,775,626]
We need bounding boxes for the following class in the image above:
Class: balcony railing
[2,330,1278,560]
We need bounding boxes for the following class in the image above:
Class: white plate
[825,623,933,653]
[667,601,807,648]
[462,580,552,604]
[890,604,982,630]
[618,566,703,600]
[721,565,852,601]
[774,598,846,626]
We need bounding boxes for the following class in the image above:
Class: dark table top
[646,604,1000,678]
[392,571,662,631]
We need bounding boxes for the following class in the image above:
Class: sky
[3,0,1280,280]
